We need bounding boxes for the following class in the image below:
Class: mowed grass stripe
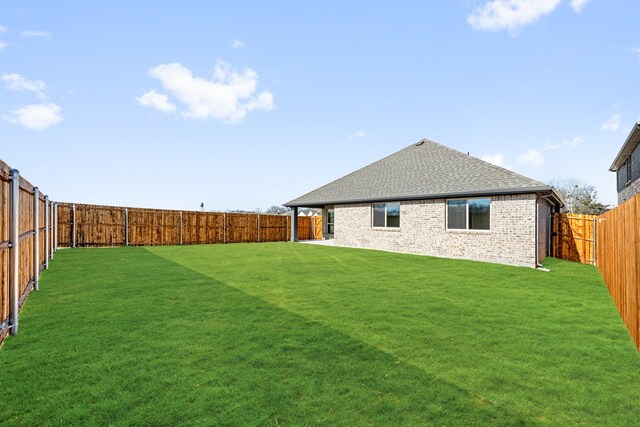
[148,242,640,425]
[0,246,532,426]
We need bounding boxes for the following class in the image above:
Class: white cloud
[348,130,365,140]
[4,103,63,130]
[136,90,176,112]
[144,61,274,123]
[480,154,505,166]
[467,0,562,32]
[564,136,584,148]
[601,114,621,132]
[517,148,544,167]
[231,39,245,49]
[570,0,591,13]
[631,47,640,61]
[1,73,47,98]
[21,30,52,39]
[543,142,561,151]
[0,25,7,52]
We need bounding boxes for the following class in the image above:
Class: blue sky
[1,0,638,210]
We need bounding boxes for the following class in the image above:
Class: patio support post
[9,169,20,335]
[33,188,39,291]
[290,207,298,242]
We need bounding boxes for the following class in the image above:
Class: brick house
[285,139,563,267]
[610,122,640,204]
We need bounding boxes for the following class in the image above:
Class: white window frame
[371,202,401,228]
[445,197,491,232]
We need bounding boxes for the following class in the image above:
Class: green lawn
[1,243,639,425]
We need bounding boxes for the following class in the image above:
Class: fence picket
[593,193,640,350]
[551,213,597,265]
[55,203,321,247]
[0,159,52,344]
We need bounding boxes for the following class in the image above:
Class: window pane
[372,204,386,227]
[327,209,335,234]
[469,198,490,230]
[386,203,400,228]
[447,200,466,229]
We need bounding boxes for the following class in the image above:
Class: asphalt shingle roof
[285,139,556,207]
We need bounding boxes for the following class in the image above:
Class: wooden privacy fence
[57,203,323,247]
[596,193,640,350]
[551,213,597,265]
[0,159,57,344]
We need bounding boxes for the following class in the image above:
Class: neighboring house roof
[285,139,563,207]
[610,122,640,172]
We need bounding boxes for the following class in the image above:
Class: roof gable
[285,139,554,207]
[610,122,640,172]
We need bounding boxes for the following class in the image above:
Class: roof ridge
[422,139,548,188]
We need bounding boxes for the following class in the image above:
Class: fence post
[45,196,50,269]
[593,218,597,266]
[72,203,76,248]
[9,169,20,335]
[223,212,226,244]
[33,187,40,291]
[551,214,556,258]
[49,201,54,260]
[52,202,57,252]
[50,201,53,253]
[257,215,260,243]
[125,208,129,246]
[179,210,183,245]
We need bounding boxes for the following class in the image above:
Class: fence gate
[312,216,323,240]
[551,213,597,265]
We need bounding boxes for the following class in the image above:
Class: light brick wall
[333,194,539,267]
[619,177,640,205]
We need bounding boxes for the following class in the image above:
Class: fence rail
[596,193,640,350]
[0,159,56,344]
[56,203,323,247]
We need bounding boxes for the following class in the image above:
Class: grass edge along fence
[56,202,323,247]
[0,159,57,344]
[596,193,640,350]
[553,206,640,350]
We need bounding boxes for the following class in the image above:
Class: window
[627,159,633,184]
[447,198,490,230]
[372,202,400,228]
[327,209,335,234]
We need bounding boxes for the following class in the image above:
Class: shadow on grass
[0,247,538,426]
